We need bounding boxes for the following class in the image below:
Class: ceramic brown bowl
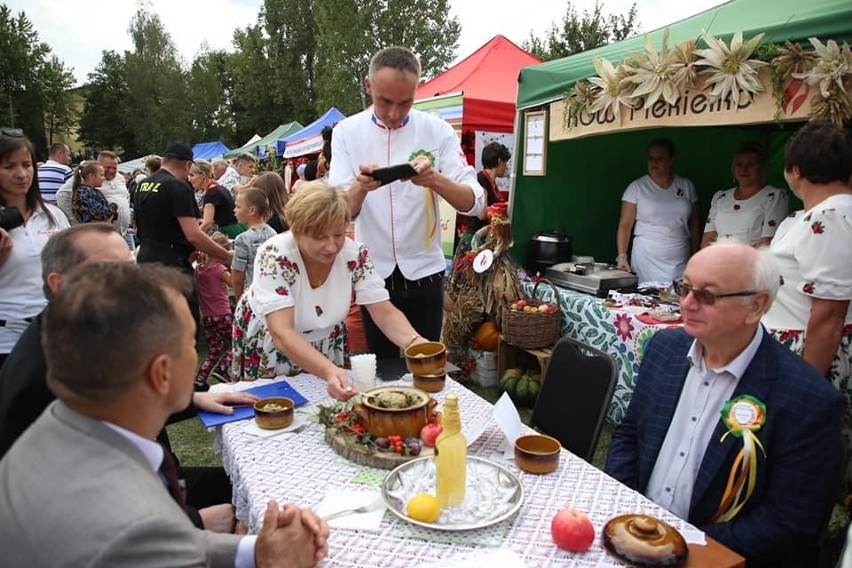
[353,386,437,439]
[404,341,447,376]
[413,372,446,393]
[254,397,295,430]
[514,434,561,474]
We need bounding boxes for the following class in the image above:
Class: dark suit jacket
[606,328,845,567]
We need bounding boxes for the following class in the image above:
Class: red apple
[551,507,595,552]
[420,422,443,447]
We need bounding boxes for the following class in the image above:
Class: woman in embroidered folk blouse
[763,123,852,445]
[701,143,788,248]
[71,161,117,224]
[232,181,429,400]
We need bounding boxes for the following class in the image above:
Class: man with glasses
[606,242,845,568]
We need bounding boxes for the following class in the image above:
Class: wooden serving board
[324,429,434,470]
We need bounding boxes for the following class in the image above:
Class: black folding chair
[530,336,618,463]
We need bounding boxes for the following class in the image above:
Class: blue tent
[275,107,346,157]
[191,141,231,161]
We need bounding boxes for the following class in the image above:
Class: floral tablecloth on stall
[521,281,680,423]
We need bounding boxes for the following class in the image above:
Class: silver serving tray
[381,456,524,531]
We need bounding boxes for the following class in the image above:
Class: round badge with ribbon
[712,394,767,523]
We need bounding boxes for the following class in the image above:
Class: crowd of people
[0,44,850,567]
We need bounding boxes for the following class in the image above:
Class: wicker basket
[501,280,562,349]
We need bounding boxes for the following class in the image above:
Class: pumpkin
[514,375,542,407]
[473,321,500,351]
[499,368,524,396]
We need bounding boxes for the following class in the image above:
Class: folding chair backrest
[530,337,618,462]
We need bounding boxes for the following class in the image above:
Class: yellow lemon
[405,493,441,523]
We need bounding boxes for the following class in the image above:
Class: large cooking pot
[527,231,573,275]
[353,385,437,439]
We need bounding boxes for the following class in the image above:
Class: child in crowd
[232,188,277,300]
[195,232,234,388]
[72,161,117,224]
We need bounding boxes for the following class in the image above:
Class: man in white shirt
[37,142,72,203]
[56,150,133,248]
[96,150,134,249]
[606,243,845,567]
[214,158,241,195]
[329,46,484,357]
[232,153,257,195]
[0,262,328,568]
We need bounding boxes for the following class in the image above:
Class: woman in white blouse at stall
[616,138,699,285]
[701,143,788,248]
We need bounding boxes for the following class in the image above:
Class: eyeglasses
[0,127,24,138]
[672,279,758,306]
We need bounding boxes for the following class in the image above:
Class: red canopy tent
[415,35,542,134]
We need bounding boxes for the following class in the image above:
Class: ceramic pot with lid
[353,385,438,438]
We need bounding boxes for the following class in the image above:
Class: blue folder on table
[197,381,309,428]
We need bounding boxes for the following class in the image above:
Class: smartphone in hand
[369,163,418,186]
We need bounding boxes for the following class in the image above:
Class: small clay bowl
[514,434,561,474]
[413,372,446,393]
[253,397,295,430]
[405,341,447,376]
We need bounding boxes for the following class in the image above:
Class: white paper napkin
[415,548,526,568]
[493,393,523,458]
[315,489,386,531]
[680,526,707,545]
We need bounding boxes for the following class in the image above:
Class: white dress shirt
[103,421,258,568]
[99,176,132,234]
[645,327,764,518]
[329,108,483,280]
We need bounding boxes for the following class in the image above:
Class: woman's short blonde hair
[284,180,350,237]
[191,159,213,179]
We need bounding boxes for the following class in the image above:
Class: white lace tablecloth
[213,375,708,567]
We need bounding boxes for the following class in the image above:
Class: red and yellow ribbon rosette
[712,395,767,523]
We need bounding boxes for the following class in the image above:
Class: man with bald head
[606,243,845,567]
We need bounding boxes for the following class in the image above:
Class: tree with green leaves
[124,6,191,154]
[523,1,639,61]
[39,56,78,145]
[0,3,77,156]
[314,0,460,115]
[188,46,235,144]
[78,51,133,153]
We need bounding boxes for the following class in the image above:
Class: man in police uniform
[134,142,231,270]
[134,142,232,339]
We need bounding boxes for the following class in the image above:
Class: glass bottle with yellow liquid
[434,394,466,509]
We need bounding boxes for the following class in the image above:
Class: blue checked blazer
[606,328,845,567]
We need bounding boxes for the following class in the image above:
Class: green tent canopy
[223,122,303,159]
[510,0,852,268]
[518,0,852,110]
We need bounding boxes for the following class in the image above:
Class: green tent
[511,0,852,266]
[223,122,303,159]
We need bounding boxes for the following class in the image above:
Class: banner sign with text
[550,73,814,141]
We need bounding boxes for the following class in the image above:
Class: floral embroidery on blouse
[350,245,374,283]
[811,220,825,234]
[802,282,815,294]
[256,244,300,287]
[315,305,323,316]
